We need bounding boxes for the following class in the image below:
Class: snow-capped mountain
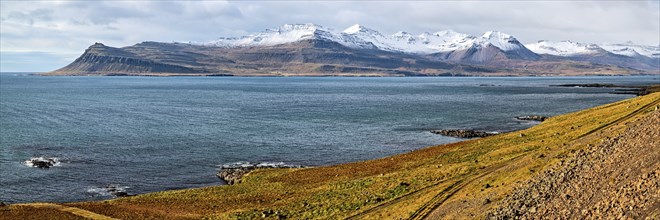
[206,24,344,47]
[340,24,478,53]
[57,23,656,76]
[525,40,603,56]
[202,23,538,58]
[598,42,659,58]
[53,22,658,76]
[526,40,660,60]
[525,40,659,71]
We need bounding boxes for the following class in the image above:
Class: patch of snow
[194,23,656,59]
[599,42,659,58]
[525,40,602,56]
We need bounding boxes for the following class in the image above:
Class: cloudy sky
[1,0,659,72]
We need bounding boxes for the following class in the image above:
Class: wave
[86,184,130,197]
[218,161,304,169]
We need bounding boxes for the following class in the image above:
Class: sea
[0,73,657,203]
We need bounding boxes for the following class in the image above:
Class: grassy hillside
[3,92,659,220]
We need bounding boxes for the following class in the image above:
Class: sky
[1,0,659,72]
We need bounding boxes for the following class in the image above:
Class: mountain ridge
[48,23,659,76]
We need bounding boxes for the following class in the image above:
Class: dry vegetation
[3,92,659,219]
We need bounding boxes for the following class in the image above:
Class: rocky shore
[217,167,255,185]
[431,129,498,138]
[487,110,660,219]
[217,162,304,185]
[552,83,660,96]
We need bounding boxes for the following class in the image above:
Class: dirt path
[14,203,118,220]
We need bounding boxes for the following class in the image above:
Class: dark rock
[33,160,52,168]
[515,115,548,122]
[430,129,498,138]
[26,157,58,168]
[114,192,130,197]
[103,185,133,197]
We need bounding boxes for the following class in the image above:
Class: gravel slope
[488,110,660,219]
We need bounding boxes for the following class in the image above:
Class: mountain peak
[482,31,513,40]
[343,24,381,36]
[478,31,526,52]
[89,42,107,48]
[434,29,460,37]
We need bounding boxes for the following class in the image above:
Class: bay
[0,74,655,203]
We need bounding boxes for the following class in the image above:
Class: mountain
[599,42,659,58]
[48,23,657,76]
[526,40,660,71]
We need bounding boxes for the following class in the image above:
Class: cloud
[1,1,658,71]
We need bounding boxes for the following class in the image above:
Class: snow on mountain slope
[202,23,535,55]
[340,25,530,55]
[340,24,474,53]
[480,31,525,51]
[599,42,660,58]
[206,24,341,47]
[200,23,656,61]
[525,40,602,56]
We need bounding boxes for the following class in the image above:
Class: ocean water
[0,74,656,203]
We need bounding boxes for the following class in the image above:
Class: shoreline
[2,84,657,204]
[3,92,658,219]
[2,85,660,219]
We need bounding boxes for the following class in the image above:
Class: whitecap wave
[24,157,61,168]
[86,184,130,197]
[219,161,303,169]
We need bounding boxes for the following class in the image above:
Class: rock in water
[515,115,548,122]
[430,129,498,138]
[25,157,59,168]
[103,185,132,197]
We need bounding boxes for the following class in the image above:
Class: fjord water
[0,74,655,203]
